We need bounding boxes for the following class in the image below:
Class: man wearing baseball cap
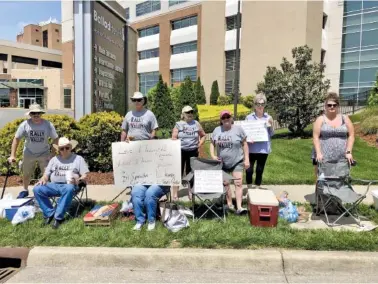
[7,104,59,198]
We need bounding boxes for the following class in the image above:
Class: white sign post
[194,170,223,193]
[235,120,269,142]
[112,140,181,188]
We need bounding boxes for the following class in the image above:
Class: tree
[150,75,175,129]
[170,86,181,121]
[110,72,126,116]
[178,76,199,120]
[194,77,207,104]
[257,45,330,136]
[210,80,220,105]
[368,72,378,106]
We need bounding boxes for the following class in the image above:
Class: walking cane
[1,161,11,199]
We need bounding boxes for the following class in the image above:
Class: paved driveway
[0,108,74,129]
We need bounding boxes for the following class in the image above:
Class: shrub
[156,128,172,139]
[0,114,78,175]
[194,77,207,105]
[360,116,378,135]
[74,111,123,172]
[147,86,157,110]
[242,94,255,109]
[368,73,378,107]
[178,76,199,120]
[210,80,220,105]
[170,86,181,121]
[150,75,175,129]
[360,107,378,122]
[217,95,232,106]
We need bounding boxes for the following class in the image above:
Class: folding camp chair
[51,181,88,218]
[315,159,377,227]
[182,157,234,222]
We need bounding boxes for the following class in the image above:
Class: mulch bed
[355,124,378,147]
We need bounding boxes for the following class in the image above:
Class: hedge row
[0,111,249,175]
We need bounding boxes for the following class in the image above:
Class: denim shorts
[222,161,244,173]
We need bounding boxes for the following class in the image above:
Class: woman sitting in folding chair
[33,137,89,229]
[121,92,169,231]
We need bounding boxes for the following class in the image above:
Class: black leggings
[246,153,269,186]
[181,149,199,176]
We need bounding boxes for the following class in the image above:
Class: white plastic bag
[11,205,35,225]
[0,193,14,218]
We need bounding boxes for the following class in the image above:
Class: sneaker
[236,208,248,215]
[226,204,236,212]
[133,223,143,231]
[17,190,29,199]
[147,222,156,231]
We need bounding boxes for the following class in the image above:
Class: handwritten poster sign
[112,140,181,188]
[235,120,269,142]
[194,170,223,193]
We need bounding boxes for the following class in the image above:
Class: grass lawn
[202,134,378,184]
[1,203,378,251]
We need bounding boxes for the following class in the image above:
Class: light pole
[233,0,241,120]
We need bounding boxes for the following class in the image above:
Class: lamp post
[233,0,241,120]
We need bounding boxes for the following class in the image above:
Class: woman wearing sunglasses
[210,110,250,215]
[313,92,355,165]
[171,106,206,201]
[245,93,274,189]
[121,92,169,231]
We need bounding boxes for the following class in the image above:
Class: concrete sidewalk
[7,247,378,283]
[3,183,378,204]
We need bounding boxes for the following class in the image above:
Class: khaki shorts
[23,154,50,178]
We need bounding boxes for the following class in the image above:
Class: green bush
[210,80,220,105]
[242,94,255,109]
[0,114,78,175]
[360,115,378,135]
[74,111,123,172]
[217,95,232,106]
[156,128,172,139]
[360,107,378,122]
[170,86,181,121]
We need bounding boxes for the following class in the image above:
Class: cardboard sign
[235,120,269,142]
[194,170,223,193]
[112,140,181,188]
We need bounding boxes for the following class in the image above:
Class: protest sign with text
[194,170,223,193]
[112,140,181,188]
[234,120,269,142]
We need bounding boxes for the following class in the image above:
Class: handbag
[159,202,189,233]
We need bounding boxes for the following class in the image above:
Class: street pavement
[6,247,378,283]
[4,183,377,204]
[0,108,73,128]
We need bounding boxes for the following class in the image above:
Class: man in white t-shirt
[33,137,89,229]
[8,104,59,198]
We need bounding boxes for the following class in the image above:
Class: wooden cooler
[247,189,279,227]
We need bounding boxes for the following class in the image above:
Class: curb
[25,247,378,275]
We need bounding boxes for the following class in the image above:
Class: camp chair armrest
[182,172,194,186]
[350,178,378,184]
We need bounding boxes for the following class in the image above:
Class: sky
[0,1,61,41]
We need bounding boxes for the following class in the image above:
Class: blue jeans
[33,183,77,220]
[131,184,170,224]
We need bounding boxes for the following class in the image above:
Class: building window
[64,89,71,108]
[171,67,197,84]
[171,41,197,55]
[139,48,159,60]
[321,49,326,64]
[322,13,328,29]
[139,71,159,95]
[12,55,38,65]
[225,80,234,94]
[136,0,161,17]
[126,7,130,20]
[169,0,187,7]
[172,15,197,30]
[226,15,242,31]
[42,60,62,68]
[3,68,7,74]
[0,53,7,61]
[225,50,240,71]
[138,25,159,38]
[43,30,48,48]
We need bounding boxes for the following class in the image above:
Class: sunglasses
[256,103,265,107]
[221,115,231,120]
[31,112,42,116]
[327,103,338,108]
[185,111,194,114]
[59,146,71,151]
[132,99,143,102]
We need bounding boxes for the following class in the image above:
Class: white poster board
[112,140,181,188]
[235,120,269,142]
[194,170,223,193]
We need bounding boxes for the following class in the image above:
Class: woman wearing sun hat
[210,110,250,215]
[7,103,59,198]
[33,137,89,229]
[121,91,170,231]
[171,105,206,200]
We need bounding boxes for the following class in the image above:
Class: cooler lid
[248,189,279,206]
